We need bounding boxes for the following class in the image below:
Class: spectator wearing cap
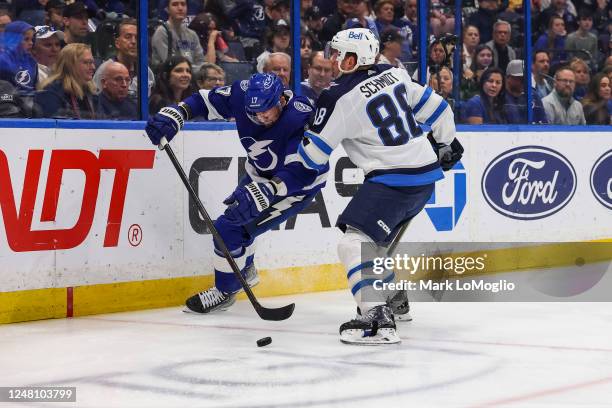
[62,1,94,46]
[320,0,364,44]
[262,52,290,86]
[565,9,599,69]
[300,51,332,104]
[227,0,267,60]
[195,62,225,90]
[188,12,239,64]
[151,0,205,72]
[96,61,137,120]
[35,43,97,119]
[44,0,65,31]
[31,25,63,86]
[503,59,548,124]
[542,67,586,125]
[485,20,517,73]
[304,7,324,47]
[0,21,38,94]
[264,0,290,28]
[466,0,499,44]
[378,29,408,72]
[93,18,155,97]
[256,19,291,73]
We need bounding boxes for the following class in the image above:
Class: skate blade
[340,328,401,345]
[395,312,413,322]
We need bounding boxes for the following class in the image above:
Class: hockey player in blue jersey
[145,73,326,313]
[298,28,462,344]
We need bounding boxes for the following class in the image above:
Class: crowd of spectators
[0,0,610,125]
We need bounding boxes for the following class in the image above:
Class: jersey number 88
[366,83,421,146]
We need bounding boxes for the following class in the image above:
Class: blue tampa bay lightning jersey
[187,80,328,196]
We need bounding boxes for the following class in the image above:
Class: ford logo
[590,150,612,210]
[482,146,576,220]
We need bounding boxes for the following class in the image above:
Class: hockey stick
[159,137,295,321]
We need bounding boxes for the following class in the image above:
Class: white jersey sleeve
[298,65,456,186]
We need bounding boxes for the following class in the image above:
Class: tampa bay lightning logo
[15,70,31,86]
[241,137,278,171]
[263,74,274,89]
[240,80,249,91]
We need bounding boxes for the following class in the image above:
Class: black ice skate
[356,290,412,322]
[184,265,259,314]
[340,305,400,345]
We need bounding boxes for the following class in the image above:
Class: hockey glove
[223,182,277,225]
[428,133,464,171]
[145,104,186,145]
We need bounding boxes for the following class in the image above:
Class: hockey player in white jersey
[298,28,463,344]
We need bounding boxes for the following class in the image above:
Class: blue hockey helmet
[245,73,284,125]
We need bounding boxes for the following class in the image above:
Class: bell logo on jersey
[424,161,466,231]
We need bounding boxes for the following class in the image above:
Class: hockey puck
[257,337,272,347]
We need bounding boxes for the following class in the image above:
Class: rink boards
[0,124,610,322]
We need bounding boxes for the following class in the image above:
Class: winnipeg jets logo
[15,70,31,86]
[242,138,278,171]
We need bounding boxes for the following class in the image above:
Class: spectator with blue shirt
[462,67,507,124]
[0,21,37,94]
[503,59,548,124]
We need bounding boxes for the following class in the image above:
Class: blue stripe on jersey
[347,261,374,279]
[425,99,449,126]
[413,87,433,114]
[351,279,378,295]
[298,143,327,171]
[368,168,444,186]
[305,131,333,155]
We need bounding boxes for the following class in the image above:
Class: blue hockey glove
[145,105,186,145]
[428,133,464,171]
[223,182,277,225]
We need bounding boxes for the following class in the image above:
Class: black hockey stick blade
[159,137,295,321]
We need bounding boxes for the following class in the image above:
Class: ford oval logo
[482,146,576,220]
[590,150,612,210]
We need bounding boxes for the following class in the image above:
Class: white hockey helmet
[325,28,379,74]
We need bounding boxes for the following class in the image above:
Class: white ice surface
[1,291,611,408]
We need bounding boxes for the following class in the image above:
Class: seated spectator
[227,0,267,60]
[149,55,197,114]
[0,79,27,117]
[62,2,94,47]
[96,61,137,119]
[378,29,407,72]
[565,9,599,70]
[429,0,455,38]
[44,0,65,31]
[580,72,611,124]
[15,0,45,27]
[188,12,239,64]
[34,43,97,119]
[256,19,291,73]
[300,51,332,104]
[151,0,205,71]
[461,44,494,100]
[485,20,517,72]
[534,16,567,67]
[304,6,324,49]
[195,62,225,89]
[374,0,398,35]
[397,0,417,59]
[466,0,499,44]
[429,65,455,110]
[93,19,154,97]
[264,0,290,27]
[0,21,37,94]
[536,0,577,37]
[31,25,63,86]
[462,25,480,72]
[462,67,507,124]
[412,38,450,83]
[542,67,586,124]
[262,51,291,87]
[568,57,590,101]
[503,59,548,123]
[532,50,554,99]
[320,0,364,43]
[0,8,12,33]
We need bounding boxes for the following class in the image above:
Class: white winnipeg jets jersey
[297,64,456,186]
